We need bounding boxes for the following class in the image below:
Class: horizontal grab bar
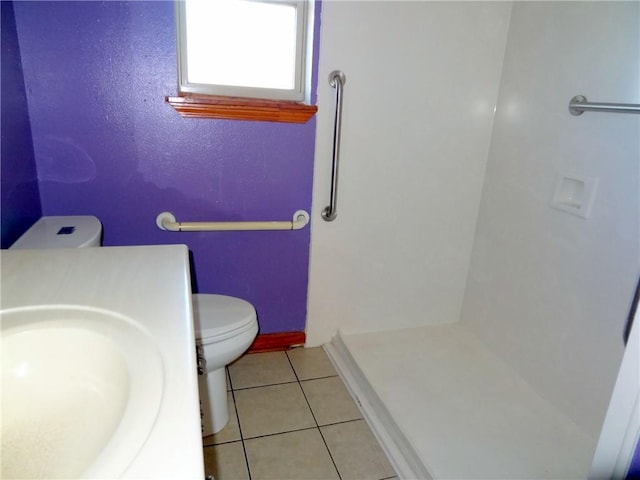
[156,210,310,232]
[569,95,640,115]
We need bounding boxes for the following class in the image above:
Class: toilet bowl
[192,294,258,436]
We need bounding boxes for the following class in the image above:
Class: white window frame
[175,0,309,102]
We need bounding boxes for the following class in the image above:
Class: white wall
[307,1,512,346]
[590,304,640,478]
[460,2,640,438]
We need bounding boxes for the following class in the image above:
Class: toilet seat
[192,294,257,343]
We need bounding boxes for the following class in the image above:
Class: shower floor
[325,323,596,479]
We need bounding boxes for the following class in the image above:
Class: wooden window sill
[166,95,318,123]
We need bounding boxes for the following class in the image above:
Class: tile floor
[201,347,397,480]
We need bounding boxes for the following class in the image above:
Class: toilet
[11,215,258,437]
[192,294,258,436]
[10,215,102,249]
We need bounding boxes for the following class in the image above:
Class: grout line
[203,438,243,448]
[232,379,300,391]
[317,417,365,429]
[285,353,343,480]
[211,418,365,446]
[239,418,365,442]
[314,420,343,480]
[226,366,234,391]
[227,367,253,480]
[297,373,340,382]
[242,425,319,442]
[202,439,245,450]
[284,350,301,383]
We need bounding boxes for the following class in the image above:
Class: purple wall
[11,1,321,334]
[628,439,640,478]
[1,1,42,249]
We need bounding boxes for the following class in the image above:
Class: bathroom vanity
[1,245,204,479]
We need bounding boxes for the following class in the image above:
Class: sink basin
[1,305,164,479]
[1,245,203,478]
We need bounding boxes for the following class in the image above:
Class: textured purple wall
[12,1,320,334]
[628,439,640,478]
[1,1,42,249]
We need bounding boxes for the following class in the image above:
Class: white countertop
[1,245,204,479]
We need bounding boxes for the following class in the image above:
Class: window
[167,0,317,123]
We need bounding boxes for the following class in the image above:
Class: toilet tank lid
[10,216,102,249]
[192,294,257,340]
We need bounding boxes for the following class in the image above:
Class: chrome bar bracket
[569,95,640,116]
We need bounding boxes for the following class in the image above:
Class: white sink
[1,245,203,479]
[1,305,163,479]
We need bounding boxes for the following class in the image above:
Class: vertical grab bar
[322,71,346,222]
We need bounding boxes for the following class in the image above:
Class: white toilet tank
[10,216,102,249]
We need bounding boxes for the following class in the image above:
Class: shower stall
[307,2,640,478]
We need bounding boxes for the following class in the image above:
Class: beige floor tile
[245,428,340,480]
[202,441,249,480]
[234,383,316,438]
[321,420,396,480]
[287,346,337,380]
[202,391,241,446]
[301,376,362,426]
[229,351,297,389]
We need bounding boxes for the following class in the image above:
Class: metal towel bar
[569,95,640,115]
[156,210,310,232]
[322,70,346,222]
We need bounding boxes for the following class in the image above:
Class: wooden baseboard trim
[248,331,306,353]
[166,95,317,123]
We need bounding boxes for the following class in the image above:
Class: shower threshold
[324,323,596,480]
